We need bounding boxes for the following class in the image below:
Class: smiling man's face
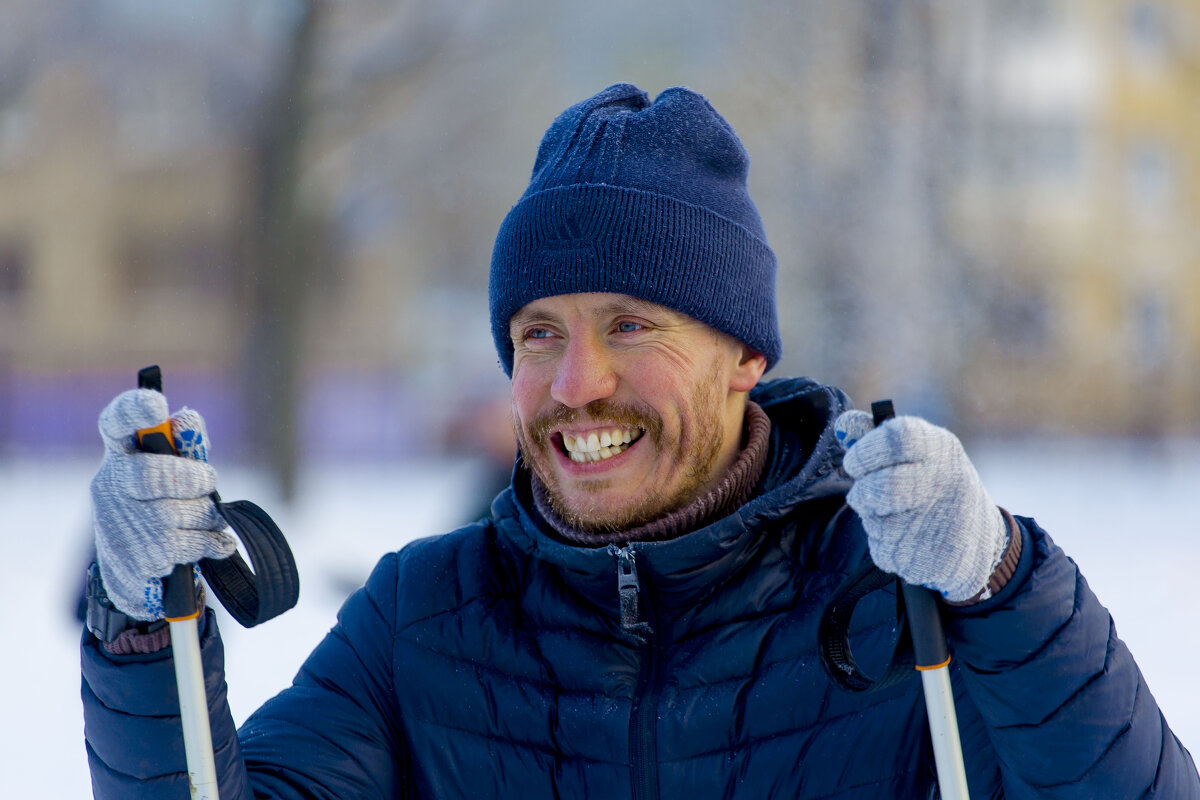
[509,292,766,533]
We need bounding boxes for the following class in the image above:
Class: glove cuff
[102,622,173,655]
[945,508,1023,607]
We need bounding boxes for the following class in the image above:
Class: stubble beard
[515,374,727,535]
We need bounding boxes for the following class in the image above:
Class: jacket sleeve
[946,516,1199,798]
[81,553,408,799]
[81,610,248,799]
[235,551,409,798]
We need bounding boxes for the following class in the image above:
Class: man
[82,84,1198,798]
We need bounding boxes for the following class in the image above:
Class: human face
[509,293,767,534]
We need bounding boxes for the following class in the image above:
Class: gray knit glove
[834,410,1009,602]
[90,389,236,621]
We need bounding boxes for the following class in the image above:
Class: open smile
[556,426,644,463]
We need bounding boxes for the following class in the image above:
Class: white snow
[2,441,1197,797]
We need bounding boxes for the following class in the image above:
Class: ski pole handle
[869,400,952,672]
[870,399,969,800]
[135,365,199,622]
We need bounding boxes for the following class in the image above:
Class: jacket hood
[746,376,855,516]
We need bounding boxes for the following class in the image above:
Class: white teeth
[562,427,643,460]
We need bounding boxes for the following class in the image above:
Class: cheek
[509,367,546,419]
[667,362,727,439]
[625,363,695,420]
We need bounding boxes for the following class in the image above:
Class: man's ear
[730,346,768,393]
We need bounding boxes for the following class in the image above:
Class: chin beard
[541,475,669,534]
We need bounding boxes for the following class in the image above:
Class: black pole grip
[870,399,951,670]
[137,364,164,394]
[135,365,199,621]
[870,399,895,427]
[901,582,951,669]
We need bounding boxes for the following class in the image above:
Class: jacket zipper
[613,545,660,800]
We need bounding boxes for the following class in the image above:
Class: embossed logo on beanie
[540,210,599,275]
[543,212,591,250]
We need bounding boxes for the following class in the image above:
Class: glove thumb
[170,407,211,463]
[834,409,875,451]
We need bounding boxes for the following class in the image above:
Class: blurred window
[1028,119,1083,180]
[1131,288,1170,369]
[986,118,1082,182]
[114,74,208,166]
[108,0,237,33]
[0,92,34,166]
[0,240,27,297]
[987,283,1052,356]
[119,234,233,294]
[1126,138,1175,225]
[335,187,403,250]
[990,0,1066,43]
[1126,1,1168,67]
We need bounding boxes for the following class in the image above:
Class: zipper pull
[610,544,653,642]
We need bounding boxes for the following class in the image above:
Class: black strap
[818,558,915,692]
[200,498,300,628]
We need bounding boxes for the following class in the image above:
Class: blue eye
[527,328,553,339]
[616,321,643,333]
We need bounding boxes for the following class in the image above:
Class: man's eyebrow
[602,298,693,327]
[509,307,557,330]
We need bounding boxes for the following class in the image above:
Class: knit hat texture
[489,83,781,375]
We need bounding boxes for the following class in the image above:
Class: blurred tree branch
[243,0,322,501]
[241,0,462,499]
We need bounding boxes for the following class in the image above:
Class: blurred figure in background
[443,394,518,523]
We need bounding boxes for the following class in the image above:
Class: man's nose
[550,336,618,408]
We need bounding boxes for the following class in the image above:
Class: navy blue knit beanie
[489,83,781,376]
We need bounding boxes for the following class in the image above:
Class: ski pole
[871,400,969,800]
[135,365,220,800]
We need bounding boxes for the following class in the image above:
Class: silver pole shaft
[169,617,220,800]
[919,666,969,800]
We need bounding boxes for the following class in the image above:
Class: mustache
[526,399,663,445]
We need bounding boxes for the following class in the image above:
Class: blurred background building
[1,0,1198,496]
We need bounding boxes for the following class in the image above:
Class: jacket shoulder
[372,520,515,631]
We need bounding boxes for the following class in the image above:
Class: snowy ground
[3,440,1198,797]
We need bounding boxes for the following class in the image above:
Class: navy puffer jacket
[82,377,1199,798]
